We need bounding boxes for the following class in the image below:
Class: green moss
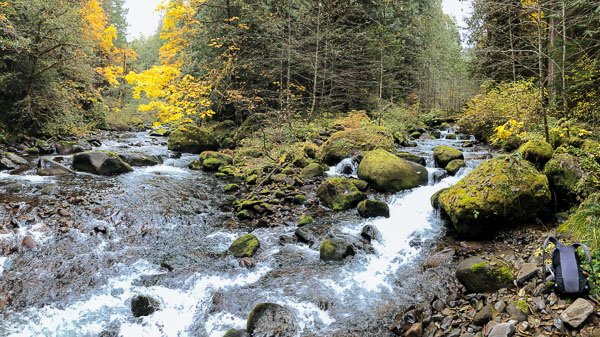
[470,260,515,284]
[167,124,219,153]
[516,299,529,314]
[188,160,203,170]
[319,240,335,259]
[293,194,307,205]
[300,163,324,179]
[216,172,227,178]
[396,152,426,166]
[470,262,487,273]
[298,214,313,226]
[357,199,389,218]
[246,174,258,185]
[229,234,259,258]
[321,126,395,165]
[357,149,428,192]
[236,210,251,220]
[316,177,366,211]
[445,133,457,140]
[224,184,240,192]
[433,145,463,168]
[282,167,295,175]
[445,159,466,175]
[349,178,369,191]
[518,140,553,166]
[273,190,285,198]
[202,157,226,171]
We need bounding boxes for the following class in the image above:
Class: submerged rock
[517,140,553,167]
[357,199,390,218]
[72,151,133,175]
[229,234,260,258]
[357,149,428,192]
[131,295,160,317]
[321,126,395,165]
[247,303,298,337]
[455,256,514,293]
[37,158,74,176]
[316,177,366,211]
[0,157,17,170]
[167,125,220,153]
[118,153,163,167]
[433,145,463,168]
[438,155,550,237]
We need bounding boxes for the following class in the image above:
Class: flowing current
[0,129,490,336]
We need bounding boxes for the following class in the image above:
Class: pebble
[22,236,38,248]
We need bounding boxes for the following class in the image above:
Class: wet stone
[131,295,160,317]
[488,322,515,337]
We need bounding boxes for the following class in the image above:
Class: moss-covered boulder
[228,234,260,258]
[319,238,356,261]
[543,146,588,204]
[247,303,298,337]
[396,152,427,166]
[167,125,219,154]
[433,146,463,168]
[3,152,28,166]
[455,256,515,293]
[357,149,428,192]
[321,126,395,165]
[430,188,448,209]
[298,214,313,226]
[223,329,249,337]
[194,151,233,171]
[518,140,553,167]
[316,177,366,211]
[303,142,319,159]
[349,178,369,191]
[300,163,324,179]
[438,155,551,237]
[72,150,133,175]
[357,199,389,218]
[445,133,457,140]
[224,184,240,192]
[445,159,466,176]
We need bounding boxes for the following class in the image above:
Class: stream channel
[0,129,491,336]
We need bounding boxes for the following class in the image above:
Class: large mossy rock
[543,146,588,204]
[438,155,551,237]
[37,158,74,176]
[445,159,466,175]
[72,151,133,175]
[247,303,298,337]
[223,329,249,337]
[229,234,260,258]
[189,151,234,171]
[357,199,390,218]
[321,127,395,165]
[433,146,464,168]
[396,152,426,166]
[357,149,428,192]
[518,140,553,167]
[316,177,366,211]
[2,152,28,166]
[167,125,220,154]
[299,163,324,179]
[455,256,515,293]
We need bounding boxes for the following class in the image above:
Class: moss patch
[321,126,395,165]
[357,149,428,192]
[316,177,366,211]
[229,234,260,257]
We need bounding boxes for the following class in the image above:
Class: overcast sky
[124,0,473,41]
[125,0,163,40]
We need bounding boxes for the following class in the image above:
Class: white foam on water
[322,170,470,295]
[141,165,187,175]
[205,312,247,337]
[119,264,272,337]
[280,298,336,331]
[0,172,49,183]
[0,256,7,275]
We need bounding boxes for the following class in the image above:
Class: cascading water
[0,130,491,336]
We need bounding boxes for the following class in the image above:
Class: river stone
[321,126,395,165]
[319,238,356,261]
[229,234,260,258]
[438,156,551,238]
[361,225,381,242]
[118,153,163,167]
[473,304,494,326]
[357,149,428,192]
[455,256,514,293]
[223,329,249,337]
[516,263,540,286]
[396,152,426,166]
[56,140,92,155]
[167,124,220,153]
[0,157,17,170]
[488,322,515,337]
[197,151,233,171]
[433,146,463,168]
[404,322,423,337]
[559,298,594,328]
[72,151,133,175]
[300,163,324,179]
[445,159,466,175]
[247,303,298,337]
[37,158,74,176]
[316,177,365,211]
[507,300,528,321]
[131,295,160,317]
[149,126,171,137]
[518,140,553,167]
[357,199,389,218]
[430,188,449,209]
[4,152,28,166]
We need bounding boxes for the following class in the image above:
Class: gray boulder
[37,158,75,176]
[455,256,514,293]
[247,303,298,337]
[72,151,133,175]
[559,298,594,328]
[119,153,163,167]
[4,152,28,166]
[56,140,92,155]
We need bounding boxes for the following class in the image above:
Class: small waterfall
[334,157,359,177]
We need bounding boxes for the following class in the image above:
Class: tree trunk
[538,2,550,143]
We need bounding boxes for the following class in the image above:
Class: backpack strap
[542,236,562,281]
[572,243,594,275]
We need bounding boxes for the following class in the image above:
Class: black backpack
[542,236,594,296]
